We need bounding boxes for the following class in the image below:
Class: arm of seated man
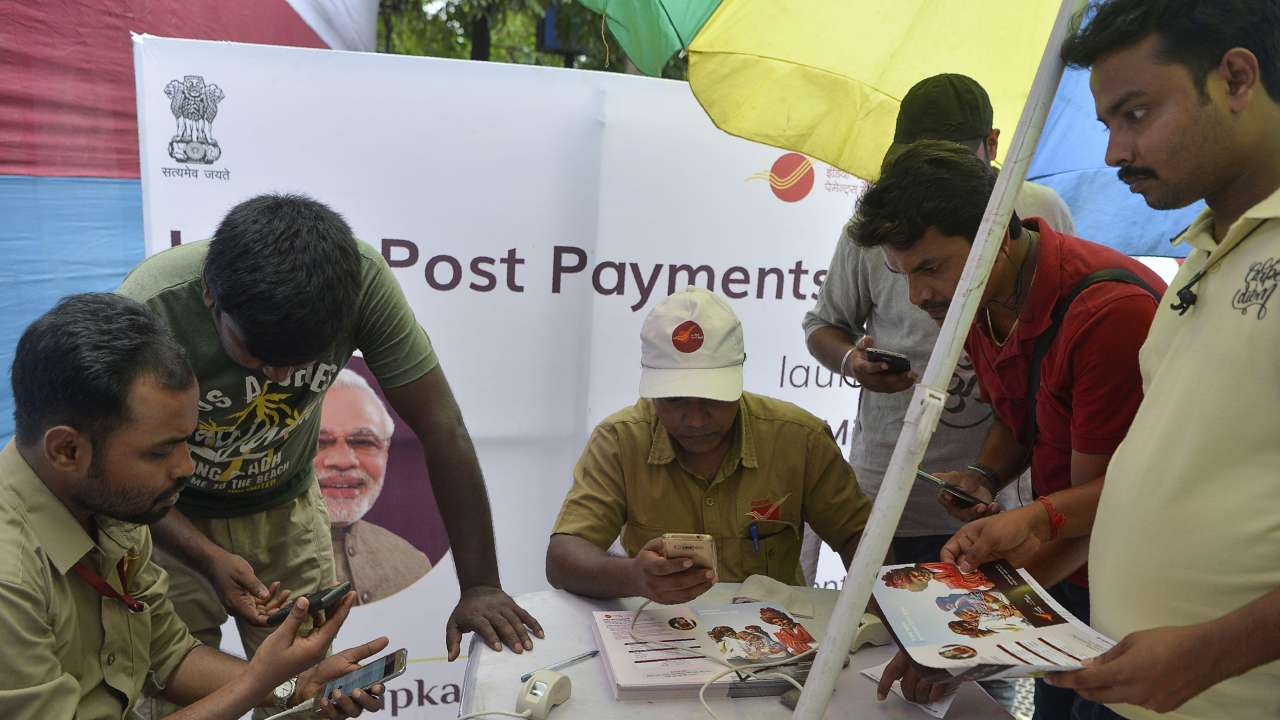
[547,533,715,604]
[545,422,714,603]
[161,594,387,719]
[803,423,873,572]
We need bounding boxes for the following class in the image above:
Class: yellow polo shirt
[0,442,201,719]
[552,392,870,586]
[1088,189,1280,719]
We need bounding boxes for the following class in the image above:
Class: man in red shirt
[854,141,1164,718]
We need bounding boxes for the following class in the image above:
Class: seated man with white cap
[546,287,872,604]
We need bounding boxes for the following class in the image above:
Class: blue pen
[749,522,760,553]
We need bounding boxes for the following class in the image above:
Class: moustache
[318,469,373,486]
[1117,165,1158,184]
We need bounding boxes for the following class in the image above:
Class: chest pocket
[725,523,801,585]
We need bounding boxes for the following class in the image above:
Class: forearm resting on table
[546,533,637,599]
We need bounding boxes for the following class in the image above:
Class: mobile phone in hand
[914,470,984,509]
[322,648,408,700]
[265,580,353,626]
[661,532,718,574]
[865,348,911,374]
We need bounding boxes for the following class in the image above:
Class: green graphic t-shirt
[119,240,437,518]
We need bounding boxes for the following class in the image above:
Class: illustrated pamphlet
[873,560,1115,681]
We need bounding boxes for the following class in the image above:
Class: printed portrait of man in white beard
[315,368,432,604]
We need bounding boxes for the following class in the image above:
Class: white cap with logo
[639,286,745,402]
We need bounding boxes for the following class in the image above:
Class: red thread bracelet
[1037,496,1066,540]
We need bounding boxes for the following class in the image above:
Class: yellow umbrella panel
[689,0,1061,180]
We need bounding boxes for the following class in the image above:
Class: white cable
[456,710,532,720]
[626,600,817,720]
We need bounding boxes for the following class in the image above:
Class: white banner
[134,36,869,718]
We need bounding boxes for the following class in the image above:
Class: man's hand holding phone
[631,537,716,605]
[251,592,388,718]
[932,469,1000,521]
[266,581,352,627]
[845,336,918,393]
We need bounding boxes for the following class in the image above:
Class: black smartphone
[265,580,353,626]
[865,347,911,374]
[915,470,985,509]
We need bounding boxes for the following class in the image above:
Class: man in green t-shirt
[118,194,541,692]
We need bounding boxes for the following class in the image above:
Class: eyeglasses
[317,431,390,455]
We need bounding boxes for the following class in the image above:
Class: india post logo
[748,152,815,202]
[671,321,704,353]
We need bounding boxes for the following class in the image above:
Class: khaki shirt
[552,392,871,585]
[332,520,432,605]
[0,442,201,719]
[1089,188,1280,720]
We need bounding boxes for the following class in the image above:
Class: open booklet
[873,559,1115,681]
[591,599,888,700]
[591,602,824,700]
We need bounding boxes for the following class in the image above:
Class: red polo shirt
[965,219,1166,586]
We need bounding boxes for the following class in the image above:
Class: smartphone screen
[323,650,406,698]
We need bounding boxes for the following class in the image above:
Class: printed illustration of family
[705,607,817,663]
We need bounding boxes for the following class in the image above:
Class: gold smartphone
[661,532,718,574]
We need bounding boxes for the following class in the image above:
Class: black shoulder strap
[1022,268,1161,457]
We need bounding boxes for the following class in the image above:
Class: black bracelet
[966,464,1002,492]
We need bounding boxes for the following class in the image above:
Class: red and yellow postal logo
[748,153,815,202]
[747,494,792,522]
[671,321,704,353]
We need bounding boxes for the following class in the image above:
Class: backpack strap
[1022,268,1161,461]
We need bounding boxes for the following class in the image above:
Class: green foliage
[377,0,688,79]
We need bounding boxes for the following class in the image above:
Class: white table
[459,584,1009,719]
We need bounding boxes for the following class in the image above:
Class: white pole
[792,1,1082,716]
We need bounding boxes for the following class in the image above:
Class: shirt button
[360,592,371,604]
[106,653,116,666]
[704,497,715,507]
[346,543,357,557]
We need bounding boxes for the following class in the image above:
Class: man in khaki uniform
[316,369,431,605]
[0,293,384,719]
[546,287,871,605]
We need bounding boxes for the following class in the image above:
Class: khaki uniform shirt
[332,520,432,605]
[0,442,201,719]
[552,392,871,585]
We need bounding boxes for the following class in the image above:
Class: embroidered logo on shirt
[1231,257,1280,320]
[746,494,792,521]
[671,321,705,353]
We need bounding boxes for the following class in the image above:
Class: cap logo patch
[671,321,704,353]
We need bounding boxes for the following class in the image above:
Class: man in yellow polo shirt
[937,2,1280,718]
[546,288,871,604]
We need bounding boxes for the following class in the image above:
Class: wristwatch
[272,676,298,710]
